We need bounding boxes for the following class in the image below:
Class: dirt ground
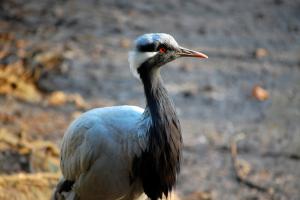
[0,0,300,199]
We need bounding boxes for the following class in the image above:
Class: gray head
[128,33,208,78]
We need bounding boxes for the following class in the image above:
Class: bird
[53,33,208,200]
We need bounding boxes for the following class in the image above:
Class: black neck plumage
[133,64,182,200]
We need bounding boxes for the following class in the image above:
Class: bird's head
[128,33,208,78]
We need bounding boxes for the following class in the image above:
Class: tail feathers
[52,178,77,200]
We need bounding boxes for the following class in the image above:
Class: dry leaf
[69,93,88,109]
[252,85,269,101]
[47,91,88,109]
[236,158,252,178]
[34,50,64,71]
[47,91,67,106]
[0,63,42,102]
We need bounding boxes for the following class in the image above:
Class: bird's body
[54,33,207,200]
[59,106,147,200]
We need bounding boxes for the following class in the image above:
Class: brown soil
[0,0,299,199]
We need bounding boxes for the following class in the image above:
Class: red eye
[159,47,166,53]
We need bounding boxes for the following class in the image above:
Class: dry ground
[0,0,300,199]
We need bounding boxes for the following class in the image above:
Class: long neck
[138,67,182,199]
[141,68,182,151]
[142,69,176,122]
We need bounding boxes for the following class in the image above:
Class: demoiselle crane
[53,33,208,200]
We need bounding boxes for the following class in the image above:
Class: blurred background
[0,0,299,199]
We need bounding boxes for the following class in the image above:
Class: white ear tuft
[128,51,158,79]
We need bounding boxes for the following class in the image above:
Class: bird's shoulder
[65,105,144,135]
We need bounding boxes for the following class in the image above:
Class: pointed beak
[177,47,208,59]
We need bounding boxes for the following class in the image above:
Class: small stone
[254,48,268,59]
[182,89,198,98]
[202,85,214,92]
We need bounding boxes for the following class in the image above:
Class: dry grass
[0,172,60,200]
